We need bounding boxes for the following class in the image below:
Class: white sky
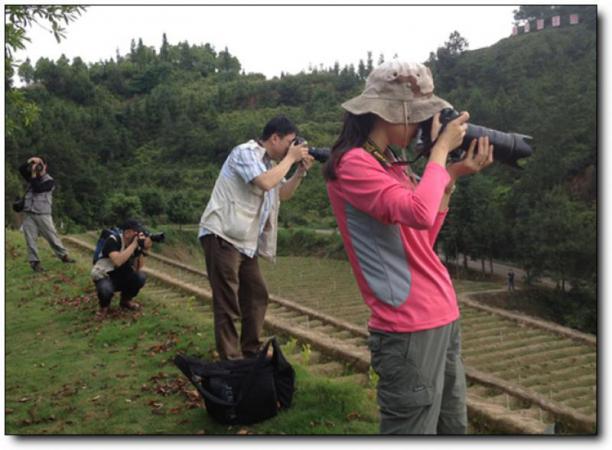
[11,4,522,79]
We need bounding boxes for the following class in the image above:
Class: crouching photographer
[90,219,154,319]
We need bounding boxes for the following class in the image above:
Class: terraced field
[65,233,597,434]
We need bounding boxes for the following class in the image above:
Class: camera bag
[12,196,25,212]
[174,337,295,425]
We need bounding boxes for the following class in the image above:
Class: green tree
[515,187,595,292]
[104,194,143,226]
[160,33,170,61]
[366,51,374,74]
[444,31,469,55]
[5,5,86,135]
[139,188,167,218]
[17,57,34,84]
[166,193,194,228]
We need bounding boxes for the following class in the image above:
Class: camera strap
[363,139,419,184]
[363,138,394,168]
[364,137,423,167]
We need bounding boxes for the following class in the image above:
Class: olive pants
[201,234,269,360]
[368,320,467,434]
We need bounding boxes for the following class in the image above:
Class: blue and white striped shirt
[198,140,279,257]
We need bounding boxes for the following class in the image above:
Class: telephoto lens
[416,108,534,168]
[439,108,533,168]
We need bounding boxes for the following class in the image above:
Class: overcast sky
[12,4,523,79]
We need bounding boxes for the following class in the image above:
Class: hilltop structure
[512,13,580,36]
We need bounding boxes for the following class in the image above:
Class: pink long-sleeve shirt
[327,148,459,333]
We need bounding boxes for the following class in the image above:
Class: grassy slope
[4,230,378,435]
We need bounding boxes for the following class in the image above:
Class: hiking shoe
[95,307,110,320]
[120,300,142,311]
[30,261,45,272]
[61,255,76,263]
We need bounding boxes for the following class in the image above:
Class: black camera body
[416,108,533,168]
[31,162,44,174]
[135,230,165,255]
[293,136,331,163]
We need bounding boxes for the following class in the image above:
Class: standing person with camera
[323,61,494,434]
[91,219,152,319]
[199,116,314,360]
[18,156,75,272]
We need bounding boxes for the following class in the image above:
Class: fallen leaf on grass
[346,411,361,421]
[53,385,78,398]
[156,386,168,395]
[147,336,180,355]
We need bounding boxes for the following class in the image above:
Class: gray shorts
[368,319,467,434]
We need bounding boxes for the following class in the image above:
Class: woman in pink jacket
[324,61,493,434]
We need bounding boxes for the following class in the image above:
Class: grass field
[68,231,503,330]
[4,230,379,435]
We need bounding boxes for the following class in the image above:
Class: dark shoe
[61,255,76,263]
[120,300,141,311]
[30,261,45,273]
[95,307,110,320]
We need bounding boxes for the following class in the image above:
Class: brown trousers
[200,234,269,360]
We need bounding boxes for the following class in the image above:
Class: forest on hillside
[5,6,597,320]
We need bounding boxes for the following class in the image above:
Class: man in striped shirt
[198,116,314,359]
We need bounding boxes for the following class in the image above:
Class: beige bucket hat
[341,60,452,124]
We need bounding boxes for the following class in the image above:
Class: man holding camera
[199,116,314,360]
[18,156,75,272]
[91,219,152,319]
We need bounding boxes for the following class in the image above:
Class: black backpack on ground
[12,194,25,212]
[174,337,295,425]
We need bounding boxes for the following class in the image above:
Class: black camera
[415,108,533,168]
[135,229,165,255]
[31,162,44,174]
[293,136,331,163]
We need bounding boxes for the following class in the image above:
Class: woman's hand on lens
[447,136,494,179]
